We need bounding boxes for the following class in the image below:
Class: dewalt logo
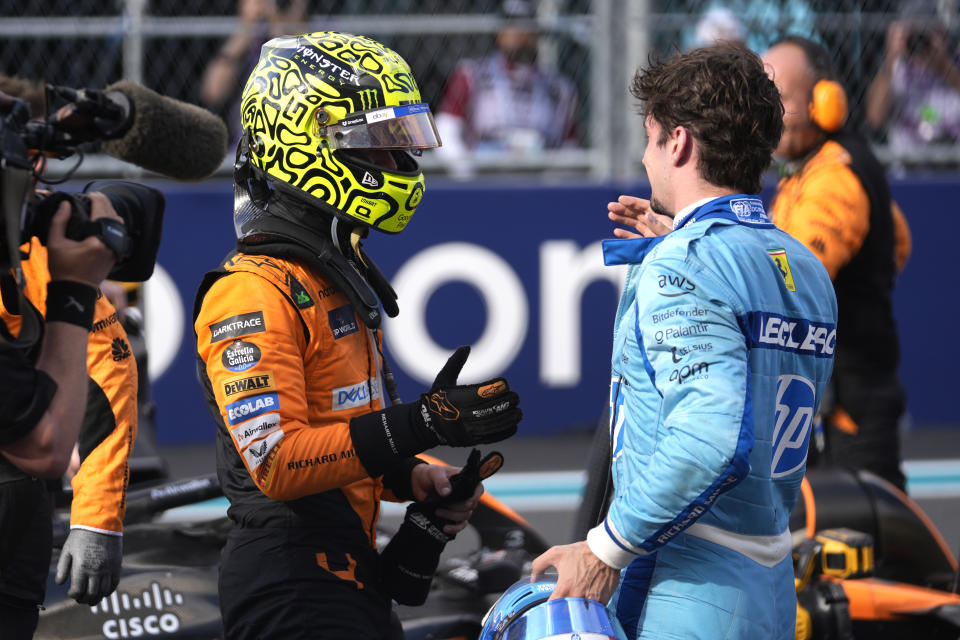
[223,370,276,399]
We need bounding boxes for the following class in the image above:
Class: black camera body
[27,181,165,282]
[0,92,165,282]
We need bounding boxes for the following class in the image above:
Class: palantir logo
[771,375,815,477]
[90,581,183,638]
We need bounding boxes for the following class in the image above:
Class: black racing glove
[380,449,504,605]
[350,345,521,476]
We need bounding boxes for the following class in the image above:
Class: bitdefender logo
[90,582,184,638]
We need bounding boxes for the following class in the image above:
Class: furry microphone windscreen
[101,81,228,181]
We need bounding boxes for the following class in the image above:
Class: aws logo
[90,582,183,638]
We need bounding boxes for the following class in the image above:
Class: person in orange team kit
[193,32,523,639]
[763,36,911,490]
[3,237,136,606]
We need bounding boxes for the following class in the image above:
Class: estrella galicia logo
[328,305,359,339]
[771,375,815,477]
[226,392,279,426]
[111,337,132,361]
[222,339,262,372]
[209,311,265,343]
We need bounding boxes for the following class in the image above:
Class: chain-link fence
[2,0,957,179]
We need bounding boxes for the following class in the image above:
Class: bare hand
[46,193,123,287]
[531,541,620,603]
[607,195,672,239]
[410,463,484,536]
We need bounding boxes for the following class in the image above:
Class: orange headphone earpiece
[809,79,848,133]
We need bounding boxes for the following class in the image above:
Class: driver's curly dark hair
[631,42,784,195]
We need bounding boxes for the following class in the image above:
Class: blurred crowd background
[4,0,959,181]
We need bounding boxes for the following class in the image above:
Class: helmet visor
[323,103,441,151]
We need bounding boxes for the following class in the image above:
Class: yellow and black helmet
[238,32,441,234]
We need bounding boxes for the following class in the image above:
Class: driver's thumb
[431,345,470,391]
[55,548,72,585]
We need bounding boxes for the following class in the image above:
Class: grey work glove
[55,528,122,605]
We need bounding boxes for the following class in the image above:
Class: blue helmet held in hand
[479,575,627,640]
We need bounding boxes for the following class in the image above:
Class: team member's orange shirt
[1,238,136,535]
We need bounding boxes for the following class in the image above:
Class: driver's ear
[671,126,693,165]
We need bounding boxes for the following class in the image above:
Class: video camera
[0,85,165,282]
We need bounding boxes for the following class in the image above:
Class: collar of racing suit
[233,187,399,330]
[601,194,774,266]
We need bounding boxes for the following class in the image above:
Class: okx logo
[90,581,184,638]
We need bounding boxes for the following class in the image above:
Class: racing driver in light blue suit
[533,43,838,639]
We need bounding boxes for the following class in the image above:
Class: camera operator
[0,71,219,634]
[866,0,960,155]
[0,194,123,638]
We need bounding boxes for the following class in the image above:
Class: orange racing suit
[194,251,419,638]
[6,238,136,535]
[0,238,136,608]
[770,130,910,489]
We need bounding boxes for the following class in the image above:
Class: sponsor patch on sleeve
[742,312,836,357]
[222,339,262,372]
[223,370,276,399]
[209,311,266,343]
[225,392,280,426]
[241,429,284,473]
[230,412,282,450]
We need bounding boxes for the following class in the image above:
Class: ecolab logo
[90,582,183,638]
[225,393,279,426]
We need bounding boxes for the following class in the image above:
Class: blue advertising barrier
[144,177,954,444]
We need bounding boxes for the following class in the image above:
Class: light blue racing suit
[587,195,838,639]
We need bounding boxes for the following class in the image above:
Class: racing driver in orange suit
[763,37,912,490]
[193,32,523,639]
